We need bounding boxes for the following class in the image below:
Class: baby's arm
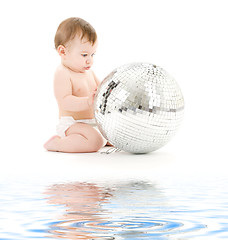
[54,68,92,112]
[92,71,101,87]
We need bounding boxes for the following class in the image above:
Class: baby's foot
[44,135,60,151]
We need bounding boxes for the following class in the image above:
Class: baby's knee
[90,134,104,152]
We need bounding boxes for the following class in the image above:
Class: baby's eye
[81,53,88,57]
[91,53,96,57]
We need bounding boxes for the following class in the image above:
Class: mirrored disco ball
[94,63,184,153]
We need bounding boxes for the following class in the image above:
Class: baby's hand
[88,88,97,107]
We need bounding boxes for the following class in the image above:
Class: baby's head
[55,17,98,73]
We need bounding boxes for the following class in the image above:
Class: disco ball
[94,63,184,153]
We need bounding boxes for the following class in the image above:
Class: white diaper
[56,116,107,147]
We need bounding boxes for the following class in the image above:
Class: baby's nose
[86,57,93,64]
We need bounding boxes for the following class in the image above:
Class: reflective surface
[1,176,228,239]
[94,63,184,153]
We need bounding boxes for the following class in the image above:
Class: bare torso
[55,65,99,120]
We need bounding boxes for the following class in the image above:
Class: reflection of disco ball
[94,63,184,153]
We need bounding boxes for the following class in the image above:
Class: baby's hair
[54,17,97,49]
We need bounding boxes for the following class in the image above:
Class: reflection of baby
[45,182,112,239]
[45,181,163,239]
[44,17,107,153]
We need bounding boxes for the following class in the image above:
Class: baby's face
[64,36,98,73]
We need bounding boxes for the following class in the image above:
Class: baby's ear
[57,45,66,57]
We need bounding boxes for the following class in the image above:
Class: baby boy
[44,17,107,152]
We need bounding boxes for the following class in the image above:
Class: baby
[44,17,107,153]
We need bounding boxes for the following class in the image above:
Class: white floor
[1,130,227,187]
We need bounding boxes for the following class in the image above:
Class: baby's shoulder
[54,65,70,80]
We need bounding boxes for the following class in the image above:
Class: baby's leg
[44,123,104,153]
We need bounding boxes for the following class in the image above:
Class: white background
[1,0,228,181]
